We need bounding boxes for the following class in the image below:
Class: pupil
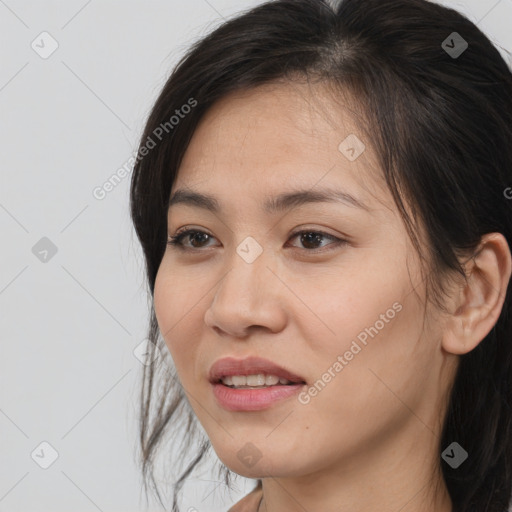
[191,233,208,247]
[302,232,321,249]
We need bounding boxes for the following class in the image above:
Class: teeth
[266,375,280,386]
[247,374,266,386]
[232,375,249,386]
[220,374,293,387]
[222,375,234,386]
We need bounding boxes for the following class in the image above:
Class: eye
[167,228,217,250]
[167,227,347,253]
[288,229,343,251]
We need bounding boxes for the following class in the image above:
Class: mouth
[209,355,307,387]
[208,356,307,411]
[214,374,306,389]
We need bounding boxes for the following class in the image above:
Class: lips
[209,356,306,384]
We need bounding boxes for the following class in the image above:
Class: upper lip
[209,356,306,384]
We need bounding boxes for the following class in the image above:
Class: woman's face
[153,82,454,481]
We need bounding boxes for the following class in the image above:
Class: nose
[203,246,288,339]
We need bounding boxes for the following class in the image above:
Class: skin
[153,81,512,512]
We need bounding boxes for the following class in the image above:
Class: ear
[442,233,512,355]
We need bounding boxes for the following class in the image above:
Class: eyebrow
[168,187,371,214]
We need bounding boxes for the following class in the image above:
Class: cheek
[153,268,171,335]
[153,265,204,378]
[295,252,427,398]
[292,255,410,355]
[153,268,183,356]
[153,262,195,337]
[304,279,429,425]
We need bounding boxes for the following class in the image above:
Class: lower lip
[211,382,305,411]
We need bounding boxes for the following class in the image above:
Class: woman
[129,0,512,511]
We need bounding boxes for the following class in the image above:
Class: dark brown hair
[129,0,512,510]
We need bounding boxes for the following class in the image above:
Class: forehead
[172,81,392,214]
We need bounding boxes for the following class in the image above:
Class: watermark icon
[237,442,263,468]
[31,441,59,469]
[236,236,263,264]
[31,31,59,59]
[298,301,403,405]
[92,97,197,200]
[441,32,468,59]
[338,133,366,162]
[504,187,512,200]
[32,237,58,263]
[133,338,161,366]
[442,441,468,469]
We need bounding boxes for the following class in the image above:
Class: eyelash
[167,227,347,254]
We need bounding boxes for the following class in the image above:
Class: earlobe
[441,233,512,356]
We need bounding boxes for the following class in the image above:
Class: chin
[215,449,301,479]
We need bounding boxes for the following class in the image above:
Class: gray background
[0,1,511,511]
